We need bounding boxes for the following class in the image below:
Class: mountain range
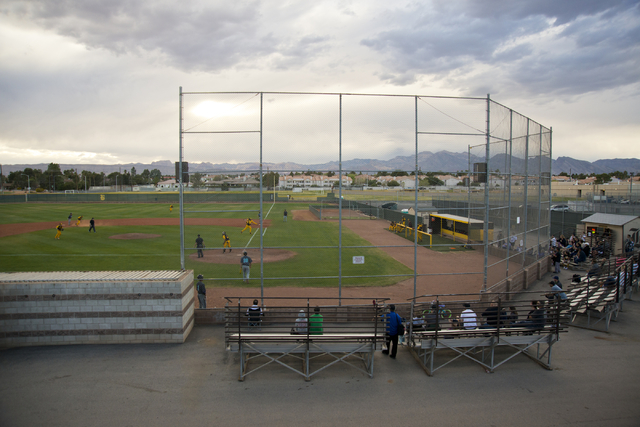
[4,152,640,176]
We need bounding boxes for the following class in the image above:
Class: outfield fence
[0,192,289,204]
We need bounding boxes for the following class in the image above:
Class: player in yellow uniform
[54,223,63,239]
[222,231,232,253]
[389,221,396,231]
[241,218,257,234]
[76,215,83,226]
[170,204,173,213]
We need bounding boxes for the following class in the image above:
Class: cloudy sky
[1,0,639,167]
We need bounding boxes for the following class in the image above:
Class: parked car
[380,202,398,210]
[550,204,570,212]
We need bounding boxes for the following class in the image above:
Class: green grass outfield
[0,202,412,288]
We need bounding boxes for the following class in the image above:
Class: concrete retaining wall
[0,270,195,348]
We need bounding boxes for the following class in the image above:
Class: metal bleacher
[224,297,388,381]
[405,294,569,376]
[566,253,639,331]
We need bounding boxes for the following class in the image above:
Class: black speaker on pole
[473,162,487,183]
[175,162,189,184]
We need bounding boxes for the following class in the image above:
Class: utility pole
[21,174,30,202]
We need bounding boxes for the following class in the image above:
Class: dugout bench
[405,295,568,376]
[224,297,389,381]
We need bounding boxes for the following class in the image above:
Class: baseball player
[222,232,231,253]
[88,218,96,233]
[169,204,173,213]
[76,215,83,227]
[54,223,64,240]
[241,218,257,234]
[240,251,252,283]
[195,234,204,258]
[196,274,206,309]
[68,213,72,226]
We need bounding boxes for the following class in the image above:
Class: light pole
[21,174,30,202]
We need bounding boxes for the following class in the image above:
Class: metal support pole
[179,86,185,270]
[338,94,343,306]
[259,93,264,303]
[548,127,553,250]
[414,96,419,299]
[506,110,513,277]
[482,94,491,291]
[537,127,543,257]
[467,145,472,242]
[523,118,530,267]
[21,174,29,202]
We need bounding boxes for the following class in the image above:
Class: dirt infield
[291,210,319,221]
[204,219,510,308]
[189,249,296,264]
[0,218,271,238]
[110,233,162,240]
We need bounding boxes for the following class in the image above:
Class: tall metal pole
[22,174,29,202]
[413,96,419,299]
[523,118,530,268]
[179,87,185,270]
[548,127,553,248]
[338,94,343,306]
[259,93,264,303]
[505,110,513,278]
[482,95,491,291]
[537,127,543,257]
[467,145,472,240]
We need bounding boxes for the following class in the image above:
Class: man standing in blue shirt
[382,304,403,359]
[240,251,252,284]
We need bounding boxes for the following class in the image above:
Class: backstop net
[179,91,551,301]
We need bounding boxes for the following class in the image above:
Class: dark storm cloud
[457,0,638,25]
[361,0,640,94]
[1,0,325,72]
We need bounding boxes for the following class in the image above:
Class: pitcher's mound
[190,249,296,264]
[110,233,162,240]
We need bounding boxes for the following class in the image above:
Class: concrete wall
[0,270,195,348]
[482,256,552,301]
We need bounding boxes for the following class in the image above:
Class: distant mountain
[3,153,639,175]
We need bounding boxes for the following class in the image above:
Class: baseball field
[0,201,413,285]
[1,199,509,307]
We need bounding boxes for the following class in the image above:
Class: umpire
[196,274,206,309]
[195,234,204,258]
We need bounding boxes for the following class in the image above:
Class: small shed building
[580,213,640,256]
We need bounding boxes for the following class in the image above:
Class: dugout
[428,213,493,243]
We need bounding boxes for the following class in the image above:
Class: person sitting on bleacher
[573,248,587,264]
[582,242,590,258]
[309,307,323,335]
[522,301,545,329]
[294,310,308,334]
[424,304,440,331]
[246,300,263,328]
[546,281,567,301]
[587,260,602,278]
[460,303,477,330]
[481,302,503,329]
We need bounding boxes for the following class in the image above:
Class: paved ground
[1,269,640,427]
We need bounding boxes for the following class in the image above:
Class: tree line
[4,163,164,192]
